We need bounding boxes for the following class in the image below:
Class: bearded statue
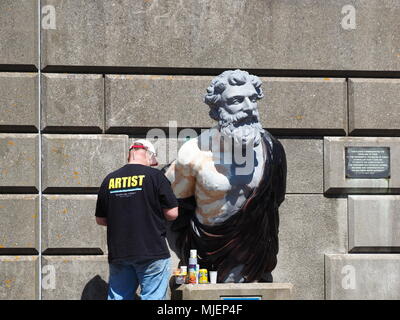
[165,70,287,283]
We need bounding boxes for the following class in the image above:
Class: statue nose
[243,97,255,112]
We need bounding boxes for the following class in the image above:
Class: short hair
[204,69,264,121]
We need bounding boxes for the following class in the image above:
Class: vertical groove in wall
[37,0,42,300]
[323,256,326,300]
[346,78,350,137]
[322,135,326,300]
[103,74,106,133]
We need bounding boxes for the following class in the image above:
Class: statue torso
[167,129,265,225]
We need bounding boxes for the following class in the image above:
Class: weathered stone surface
[278,138,323,193]
[41,256,109,300]
[348,195,400,252]
[324,137,400,194]
[0,134,39,192]
[0,256,38,300]
[0,73,38,132]
[273,195,347,300]
[41,74,104,133]
[176,283,293,300]
[106,75,214,132]
[325,254,400,300]
[107,75,347,135]
[0,0,38,66]
[42,134,128,192]
[262,78,347,135]
[41,0,400,71]
[349,79,400,135]
[42,195,107,253]
[0,195,39,251]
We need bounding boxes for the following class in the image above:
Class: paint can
[199,269,208,284]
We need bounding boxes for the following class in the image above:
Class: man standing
[95,139,178,300]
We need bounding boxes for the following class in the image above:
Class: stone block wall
[1,0,399,300]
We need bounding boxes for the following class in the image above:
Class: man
[96,139,178,300]
[165,70,286,283]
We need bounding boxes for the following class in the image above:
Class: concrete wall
[1,0,399,300]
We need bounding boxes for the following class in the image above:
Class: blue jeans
[107,257,171,300]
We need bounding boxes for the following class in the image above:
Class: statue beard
[218,109,264,147]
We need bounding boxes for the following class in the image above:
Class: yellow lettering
[131,176,138,187]
[122,177,128,188]
[108,178,115,189]
[138,175,145,186]
[115,178,122,189]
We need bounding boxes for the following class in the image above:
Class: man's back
[97,139,178,300]
[95,163,178,263]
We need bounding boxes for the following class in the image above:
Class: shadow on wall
[81,275,108,300]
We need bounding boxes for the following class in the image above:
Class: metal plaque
[345,147,390,179]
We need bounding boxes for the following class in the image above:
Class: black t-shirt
[95,164,178,263]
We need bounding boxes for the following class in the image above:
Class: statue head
[204,69,265,146]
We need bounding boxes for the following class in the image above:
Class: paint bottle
[199,269,208,284]
[188,262,197,284]
[188,250,198,284]
[189,257,197,267]
[175,266,187,285]
[188,268,197,284]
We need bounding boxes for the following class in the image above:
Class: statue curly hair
[204,69,264,121]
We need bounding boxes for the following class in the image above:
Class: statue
[165,70,287,283]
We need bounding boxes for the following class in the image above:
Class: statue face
[218,82,263,146]
[221,82,259,117]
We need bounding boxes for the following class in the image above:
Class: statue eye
[229,96,244,104]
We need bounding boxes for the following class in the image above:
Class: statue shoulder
[176,138,201,168]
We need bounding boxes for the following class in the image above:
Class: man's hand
[96,217,107,226]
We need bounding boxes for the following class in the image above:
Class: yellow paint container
[199,269,208,284]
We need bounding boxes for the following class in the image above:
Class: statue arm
[165,154,196,199]
[165,151,197,235]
